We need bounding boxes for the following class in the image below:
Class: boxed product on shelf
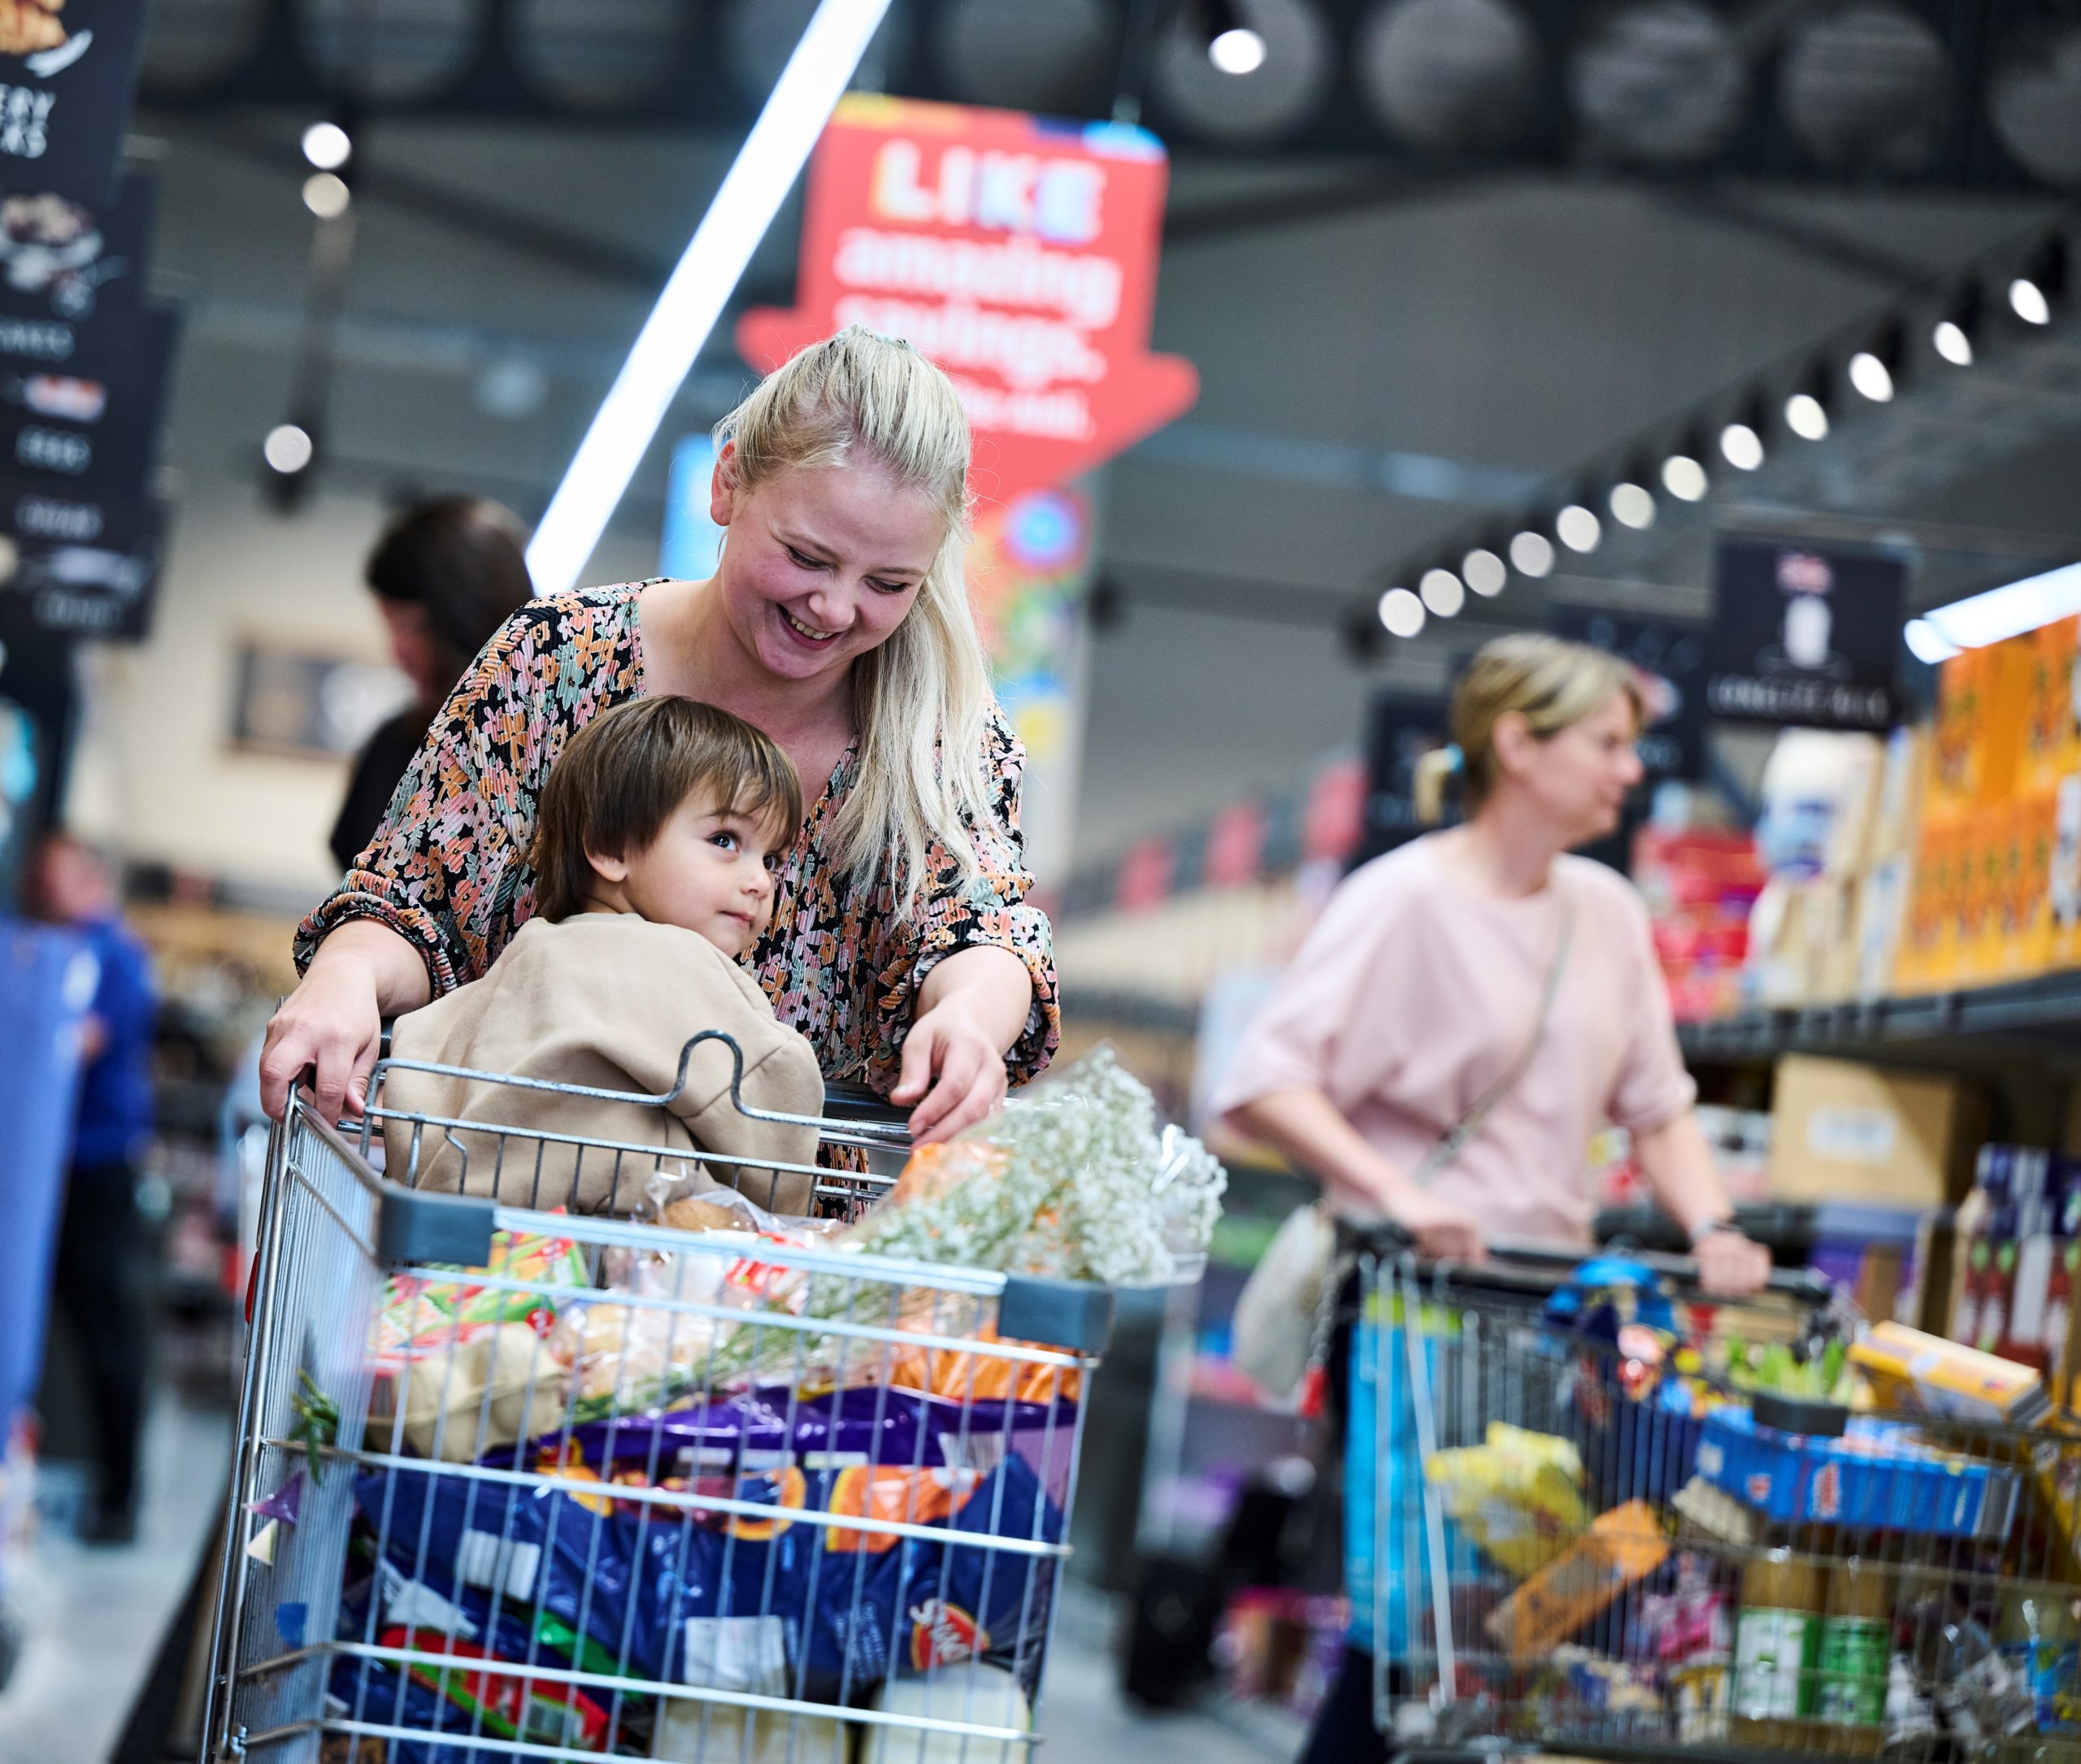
[1767,1054,1987,1209]
[1634,826,1763,1023]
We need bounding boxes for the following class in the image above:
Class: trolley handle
[369,1024,919,1150]
[1350,1222,1833,1305]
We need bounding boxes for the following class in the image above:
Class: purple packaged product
[549,1384,1080,1507]
[352,1452,1066,1703]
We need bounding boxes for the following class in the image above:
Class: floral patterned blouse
[295,582,1061,1094]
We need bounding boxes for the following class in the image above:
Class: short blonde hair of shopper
[714,324,989,910]
[1451,633,1644,815]
[530,697,802,924]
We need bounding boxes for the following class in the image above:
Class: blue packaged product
[1695,1408,2018,1539]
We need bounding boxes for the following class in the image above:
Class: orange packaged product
[1930,648,1987,817]
[888,1319,1083,1406]
[2011,789,2057,979]
[1483,1499,1670,1663]
[2028,618,2081,790]
[1896,823,1957,993]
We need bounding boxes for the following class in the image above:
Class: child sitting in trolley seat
[380,695,827,1216]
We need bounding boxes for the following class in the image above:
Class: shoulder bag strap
[1408,880,1576,1187]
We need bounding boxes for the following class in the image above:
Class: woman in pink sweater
[1217,633,1768,1763]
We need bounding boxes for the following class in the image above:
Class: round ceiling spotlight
[936,0,1115,114]
[1509,530,1555,577]
[1210,27,1268,74]
[263,423,315,475]
[1462,545,1508,596]
[514,0,691,110]
[1779,3,1948,173]
[1849,348,1895,402]
[140,0,270,96]
[1660,450,1709,502]
[1152,0,1332,143]
[1419,567,1466,616]
[1785,391,1829,439]
[302,121,352,169]
[302,172,351,219]
[1609,480,1656,529]
[1570,1,1748,165]
[1356,0,1542,155]
[2009,235,2066,326]
[1555,503,1601,554]
[299,0,486,103]
[1932,285,1979,367]
[1719,419,1764,471]
[1379,585,1427,637]
[1990,24,2081,189]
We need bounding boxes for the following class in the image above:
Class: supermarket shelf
[1679,970,2081,1065]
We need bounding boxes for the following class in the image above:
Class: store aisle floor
[0,1397,232,1763]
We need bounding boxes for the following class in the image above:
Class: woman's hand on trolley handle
[1690,1219,1774,1298]
[258,919,433,1122]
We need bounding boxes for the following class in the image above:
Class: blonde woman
[1218,634,1769,1762]
[263,328,1054,1139]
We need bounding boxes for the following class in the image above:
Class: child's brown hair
[530,697,802,923]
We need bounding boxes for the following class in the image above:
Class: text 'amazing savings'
[739,96,1197,507]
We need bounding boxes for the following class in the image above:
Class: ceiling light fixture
[1509,530,1555,577]
[2010,234,2068,328]
[1419,567,1465,617]
[1379,586,1425,637]
[302,120,352,170]
[1556,503,1601,554]
[1608,480,1655,529]
[1462,546,1508,597]
[526,0,894,597]
[1201,0,1266,73]
[1661,450,1709,502]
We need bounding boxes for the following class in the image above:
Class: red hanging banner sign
[737,95,1198,510]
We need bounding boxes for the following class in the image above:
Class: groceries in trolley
[208,1045,1223,1762]
[1349,1245,2081,1760]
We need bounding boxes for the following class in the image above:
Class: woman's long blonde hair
[713,326,992,908]
[1416,633,1643,821]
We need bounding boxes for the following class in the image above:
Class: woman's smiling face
[710,451,945,686]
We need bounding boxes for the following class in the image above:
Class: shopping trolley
[202,1032,1115,1762]
[1351,1231,2081,1763]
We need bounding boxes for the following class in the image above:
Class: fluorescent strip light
[1919,560,2081,653]
[525,0,893,596]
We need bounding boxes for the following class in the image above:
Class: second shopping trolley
[1351,1232,2081,1762]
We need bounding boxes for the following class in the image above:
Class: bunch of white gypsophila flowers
[852,1044,1227,1284]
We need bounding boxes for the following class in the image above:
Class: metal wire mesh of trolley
[202,1032,1117,1762]
[1350,1233,2081,1764]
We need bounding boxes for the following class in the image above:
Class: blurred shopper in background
[28,830,158,1545]
[270,326,1056,1144]
[1217,634,1770,1763]
[328,495,534,872]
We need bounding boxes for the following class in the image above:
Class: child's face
[590,787,784,958]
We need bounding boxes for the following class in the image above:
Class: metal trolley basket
[1353,1234,2081,1764]
[203,1035,1115,1763]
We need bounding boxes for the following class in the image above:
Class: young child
[380,696,827,1215]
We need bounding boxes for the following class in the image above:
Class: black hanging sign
[0,489,163,639]
[1550,607,1710,781]
[1705,537,1904,731]
[0,0,148,206]
[0,295,176,502]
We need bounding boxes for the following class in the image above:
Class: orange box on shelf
[2057,774,2081,972]
[2027,617,2081,792]
[1931,648,1989,818]
[1957,809,2006,984]
[1896,820,1959,993]
[2009,788,2058,980]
